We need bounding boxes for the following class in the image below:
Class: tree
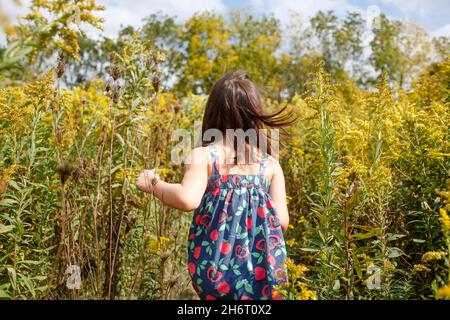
[174,12,234,95]
[370,14,405,86]
[432,36,450,62]
[228,11,282,95]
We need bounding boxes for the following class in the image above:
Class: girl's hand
[136,169,156,193]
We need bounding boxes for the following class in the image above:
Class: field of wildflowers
[0,0,449,300]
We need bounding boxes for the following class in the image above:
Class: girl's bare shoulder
[185,146,209,166]
[267,155,283,175]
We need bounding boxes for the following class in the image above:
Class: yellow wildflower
[285,239,298,247]
[298,216,307,224]
[384,259,397,271]
[436,285,450,299]
[440,208,450,232]
[412,264,431,273]
[421,251,447,263]
[148,236,172,252]
[286,195,292,204]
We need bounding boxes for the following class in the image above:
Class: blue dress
[187,145,288,300]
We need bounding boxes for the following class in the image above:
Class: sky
[1,0,450,43]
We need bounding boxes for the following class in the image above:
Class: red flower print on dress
[187,146,289,300]
[212,188,221,197]
[232,175,242,186]
[275,268,288,281]
[256,239,266,252]
[218,210,228,223]
[207,267,223,283]
[217,281,230,294]
[194,246,201,260]
[254,267,266,281]
[257,206,266,219]
[188,262,196,275]
[220,242,232,255]
[200,214,212,228]
[267,254,276,266]
[210,229,219,241]
[235,245,250,259]
[269,215,281,231]
[268,235,281,250]
[247,217,252,230]
[262,285,271,297]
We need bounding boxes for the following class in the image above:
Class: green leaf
[386,234,406,241]
[7,267,16,290]
[0,289,10,299]
[244,283,254,294]
[0,198,17,207]
[7,180,21,191]
[352,252,363,279]
[350,232,375,240]
[0,224,14,235]
[300,247,320,252]
[387,247,405,258]
[19,273,36,298]
[333,279,340,291]
[219,264,228,271]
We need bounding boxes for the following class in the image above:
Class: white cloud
[0,0,30,25]
[95,0,227,38]
[380,0,450,17]
[0,0,227,42]
[1,0,448,44]
[432,23,450,38]
[248,0,362,27]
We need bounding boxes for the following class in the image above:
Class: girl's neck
[213,138,262,166]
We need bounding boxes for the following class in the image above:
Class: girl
[136,70,295,300]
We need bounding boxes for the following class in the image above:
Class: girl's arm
[269,160,290,232]
[136,147,208,212]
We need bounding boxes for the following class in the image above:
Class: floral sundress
[187,145,288,300]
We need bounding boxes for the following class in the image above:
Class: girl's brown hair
[201,70,296,161]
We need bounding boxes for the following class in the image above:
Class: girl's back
[187,144,288,300]
[136,70,294,300]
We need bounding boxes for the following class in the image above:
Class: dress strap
[259,152,269,176]
[208,145,220,175]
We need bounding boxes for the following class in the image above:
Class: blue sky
[1,0,450,40]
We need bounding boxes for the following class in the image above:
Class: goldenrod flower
[412,264,431,273]
[440,208,450,233]
[421,251,447,263]
[285,239,298,247]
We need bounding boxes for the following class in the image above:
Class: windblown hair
[201,70,296,162]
